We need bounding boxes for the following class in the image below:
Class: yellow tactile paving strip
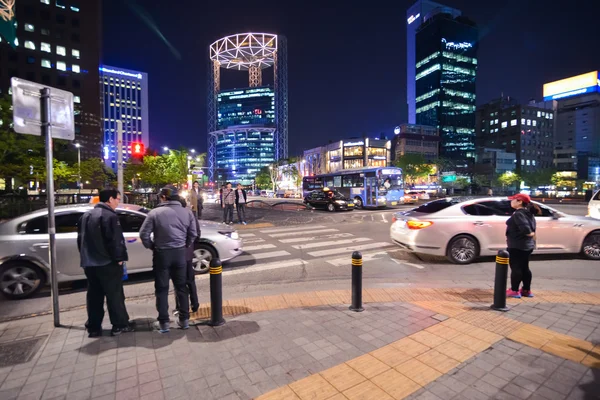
[238,289,600,400]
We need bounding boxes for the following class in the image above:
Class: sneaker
[177,319,189,330]
[111,324,135,336]
[88,330,102,338]
[506,289,522,299]
[520,289,534,298]
[153,321,170,333]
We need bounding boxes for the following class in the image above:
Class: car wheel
[354,197,363,208]
[327,203,336,212]
[0,261,45,300]
[192,243,217,274]
[582,232,600,260]
[446,235,479,264]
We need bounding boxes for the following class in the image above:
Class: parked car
[588,190,600,219]
[403,193,419,204]
[304,189,355,212]
[0,204,243,300]
[390,197,600,264]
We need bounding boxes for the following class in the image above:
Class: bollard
[349,251,364,312]
[208,258,226,326]
[490,250,510,312]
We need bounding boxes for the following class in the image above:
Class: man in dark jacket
[140,186,198,332]
[235,183,248,225]
[77,188,133,337]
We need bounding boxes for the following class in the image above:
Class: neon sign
[99,67,143,80]
[441,38,472,50]
[407,13,420,25]
[344,141,364,147]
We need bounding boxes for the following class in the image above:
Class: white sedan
[390,197,600,264]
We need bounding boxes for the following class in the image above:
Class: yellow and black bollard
[491,250,510,312]
[208,258,226,326]
[349,251,364,312]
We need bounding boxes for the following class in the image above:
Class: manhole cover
[0,336,46,367]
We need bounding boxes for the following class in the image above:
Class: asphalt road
[0,203,596,321]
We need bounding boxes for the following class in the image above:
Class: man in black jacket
[235,183,248,225]
[77,188,133,337]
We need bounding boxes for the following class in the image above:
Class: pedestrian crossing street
[226,224,399,270]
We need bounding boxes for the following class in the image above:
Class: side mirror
[551,211,560,220]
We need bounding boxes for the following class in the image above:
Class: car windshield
[410,197,473,214]
[381,174,403,190]
[323,190,346,200]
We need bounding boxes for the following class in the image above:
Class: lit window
[537,111,541,117]
[24,41,35,50]
[532,160,536,166]
[533,120,537,127]
[41,59,51,68]
[55,0,66,9]
[501,121,507,128]
[56,45,66,56]
[510,119,517,126]
[521,118,525,124]
[57,61,66,71]
[41,0,50,4]
[25,24,35,32]
[41,42,51,52]
[72,64,80,73]
[74,96,81,103]
[41,28,50,35]
[14,37,18,46]
[526,119,531,126]
[72,49,80,59]
[70,6,80,12]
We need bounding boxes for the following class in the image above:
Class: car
[390,197,600,265]
[403,193,419,204]
[303,189,355,212]
[588,190,600,219]
[0,204,243,300]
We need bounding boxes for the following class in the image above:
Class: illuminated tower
[207,33,288,184]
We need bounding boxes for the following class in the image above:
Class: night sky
[102,0,600,156]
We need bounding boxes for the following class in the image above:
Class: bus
[302,167,404,208]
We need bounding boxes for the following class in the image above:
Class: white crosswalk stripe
[259,225,326,234]
[243,244,277,251]
[291,237,372,250]
[326,251,390,266]
[197,259,308,280]
[278,233,354,244]
[307,242,395,257]
[268,228,339,238]
[232,250,291,264]
[239,233,256,238]
[242,238,266,244]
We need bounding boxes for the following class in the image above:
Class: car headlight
[219,231,239,240]
[335,200,346,204]
[378,197,386,203]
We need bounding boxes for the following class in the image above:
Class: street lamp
[163,146,169,152]
[74,143,81,189]
[190,149,196,154]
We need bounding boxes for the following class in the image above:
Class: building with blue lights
[100,65,149,170]
[406,0,460,124]
[415,11,478,166]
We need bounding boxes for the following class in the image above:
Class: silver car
[390,197,600,264]
[0,204,243,300]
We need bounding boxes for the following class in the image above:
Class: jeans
[223,204,234,223]
[153,247,189,322]
[237,203,246,223]
[84,263,129,332]
[508,248,533,291]
[175,259,199,312]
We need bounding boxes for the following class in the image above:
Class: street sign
[191,170,204,175]
[11,78,75,140]
[442,175,456,183]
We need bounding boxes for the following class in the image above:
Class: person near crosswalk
[235,183,248,225]
[222,182,235,224]
[173,195,200,316]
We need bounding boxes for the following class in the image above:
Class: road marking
[326,251,389,266]
[260,225,326,234]
[269,228,339,238]
[391,259,424,269]
[242,238,266,244]
[197,259,308,280]
[381,213,388,223]
[239,233,256,238]
[278,233,354,244]
[307,242,395,257]
[243,244,277,252]
[292,237,372,250]
[232,250,291,263]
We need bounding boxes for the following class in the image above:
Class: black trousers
[84,263,129,332]
[153,247,189,322]
[175,260,199,311]
[508,248,533,292]
[237,204,246,222]
[223,204,234,223]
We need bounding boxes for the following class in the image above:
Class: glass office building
[215,86,276,184]
[415,12,478,166]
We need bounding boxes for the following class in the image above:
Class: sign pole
[41,88,60,327]
[117,120,124,196]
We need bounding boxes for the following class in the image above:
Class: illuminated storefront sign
[99,66,143,80]
[441,38,472,50]
[543,71,600,101]
[344,141,364,147]
[407,13,420,25]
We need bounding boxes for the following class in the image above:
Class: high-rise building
[0,0,102,159]
[406,0,460,124]
[475,97,556,173]
[415,11,478,166]
[100,65,149,170]
[392,124,439,162]
[207,33,288,185]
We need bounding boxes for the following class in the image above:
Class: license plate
[391,202,397,206]
[348,203,354,207]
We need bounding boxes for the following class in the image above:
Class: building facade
[406,0,460,124]
[100,65,149,170]
[415,11,478,166]
[476,148,516,175]
[392,124,439,162]
[0,0,102,159]
[475,97,556,173]
[304,138,390,176]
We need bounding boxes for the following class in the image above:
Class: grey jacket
[139,201,198,250]
[77,203,128,267]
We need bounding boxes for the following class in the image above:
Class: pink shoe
[506,289,521,299]
[520,289,534,298]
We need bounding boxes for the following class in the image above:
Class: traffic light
[131,142,144,164]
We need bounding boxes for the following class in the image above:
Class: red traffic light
[132,142,145,155]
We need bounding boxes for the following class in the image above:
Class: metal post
[77,145,81,190]
[117,121,123,195]
[491,250,510,312]
[349,251,364,312]
[208,258,225,326]
[42,88,60,327]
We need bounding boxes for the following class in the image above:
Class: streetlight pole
[75,143,81,190]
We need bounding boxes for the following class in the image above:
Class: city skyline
[102,0,600,155]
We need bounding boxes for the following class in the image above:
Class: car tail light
[406,220,433,230]
[392,215,397,223]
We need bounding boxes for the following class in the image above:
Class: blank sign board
[11,77,75,140]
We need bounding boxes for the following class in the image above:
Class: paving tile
[390,337,430,357]
[343,380,393,400]
[288,374,338,400]
[409,331,446,348]
[370,346,412,368]
[319,363,366,392]
[395,359,442,387]
[255,386,299,400]
[416,349,460,374]
[346,354,390,379]
[371,369,420,399]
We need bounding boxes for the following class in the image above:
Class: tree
[496,171,521,191]
[254,168,271,190]
[79,158,115,188]
[521,168,556,190]
[394,153,434,184]
[165,149,189,187]
[36,159,74,188]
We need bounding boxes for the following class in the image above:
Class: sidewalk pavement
[0,288,598,400]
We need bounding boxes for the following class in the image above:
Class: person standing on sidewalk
[77,188,134,337]
[235,183,248,225]
[222,182,235,224]
[139,186,198,332]
[189,181,204,219]
[173,195,200,315]
[505,193,537,299]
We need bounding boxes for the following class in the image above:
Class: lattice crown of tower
[0,0,15,22]
[210,33,278,71]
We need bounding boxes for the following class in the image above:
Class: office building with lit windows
[392,124,439,162]
[0,0,102,160]
[406,0,461,124]
[100,65,149,170]
[415,11,478,166]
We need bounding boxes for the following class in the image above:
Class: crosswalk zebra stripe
[239,233,256,238]
[278,233,354,244]
[196,258,308,280]
[269,228,339,238]
[231,250,291,264]
[326,251,390,266]
[292,237,372,250]
[243,244,277,252]
[259,225,326,234]
[242,239,266,244]
[306,242,395,257]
